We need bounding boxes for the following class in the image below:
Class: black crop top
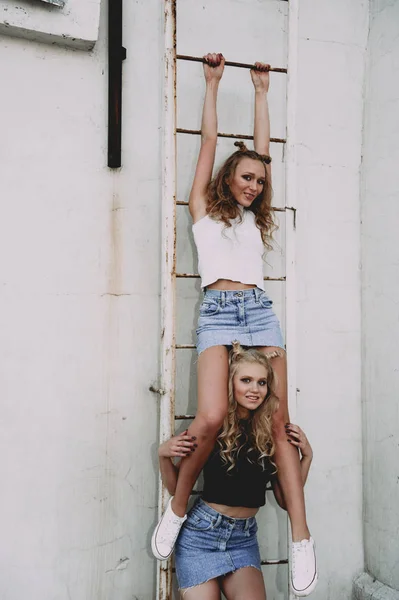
[202,433,274,508]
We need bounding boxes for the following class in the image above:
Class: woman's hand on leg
[159,431,198,459]
[285,423,313,460]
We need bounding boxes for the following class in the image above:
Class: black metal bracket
[108,0,127,169]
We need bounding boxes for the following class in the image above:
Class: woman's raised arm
[251,62,272,182]
[189,53,225,223]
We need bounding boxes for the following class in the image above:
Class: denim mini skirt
[175,499,261,590]
[196,287,285,355]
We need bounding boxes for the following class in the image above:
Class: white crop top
[192,210,265,290]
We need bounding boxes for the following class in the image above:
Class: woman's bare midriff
[206,279,257,291]
[204,501,259,519]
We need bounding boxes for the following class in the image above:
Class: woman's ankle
[291,525,311,542]
[171,497,186,518]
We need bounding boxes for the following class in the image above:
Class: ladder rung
[177,128,286,144]
[175,344,196,349]
[189,489,274,495]
[176,201,286,213]
[261,559,288,566]
[176,274,286,281]
[176,54,287,74]
[175,414,195,420]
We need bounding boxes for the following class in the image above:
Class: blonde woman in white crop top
[152,53,317,597]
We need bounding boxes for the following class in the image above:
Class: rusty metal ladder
[156,1,299,598]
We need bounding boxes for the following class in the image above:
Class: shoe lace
[158,515,182,544]
[292,540,309,576]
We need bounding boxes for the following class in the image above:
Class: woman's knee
[195,410,226,436]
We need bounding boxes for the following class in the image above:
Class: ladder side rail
[157,1,177,599]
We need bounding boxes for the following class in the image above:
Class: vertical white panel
[361,0,399,591]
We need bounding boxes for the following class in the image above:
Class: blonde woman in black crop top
[152,52,317,597]
[158,344,314,599]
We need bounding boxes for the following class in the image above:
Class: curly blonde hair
[218,342,279,472]
[206,141,276,251]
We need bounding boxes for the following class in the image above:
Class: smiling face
[232,361,269,419]
[227,157,266,208]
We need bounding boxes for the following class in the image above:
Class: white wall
[295,1,368,598]
[361,0,399,591]
[0,2,163,598]
[0,0,372,598]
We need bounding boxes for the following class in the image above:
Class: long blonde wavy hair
[206,141,276,252]
[218,342,279,472]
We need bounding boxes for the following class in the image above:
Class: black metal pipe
[108,0,127,168]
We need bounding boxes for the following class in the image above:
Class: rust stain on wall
[108,191,124,296]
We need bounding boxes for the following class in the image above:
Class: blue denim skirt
[196,287,285,355]
[175,499,261,590]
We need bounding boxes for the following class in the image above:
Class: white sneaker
[151,498,187,561]
[291,536,318,597]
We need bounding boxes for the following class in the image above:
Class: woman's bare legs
[258,347,309,541]
[180,579,221,600]
[151,345,228,560]
[258,347,317,596]
[172,345,229,517]
[221,567,266,600]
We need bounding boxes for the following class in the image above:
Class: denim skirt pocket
[247,518,258,535]
[185,512,215,532]
[199,299,220,317]
[259,292,273,309]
